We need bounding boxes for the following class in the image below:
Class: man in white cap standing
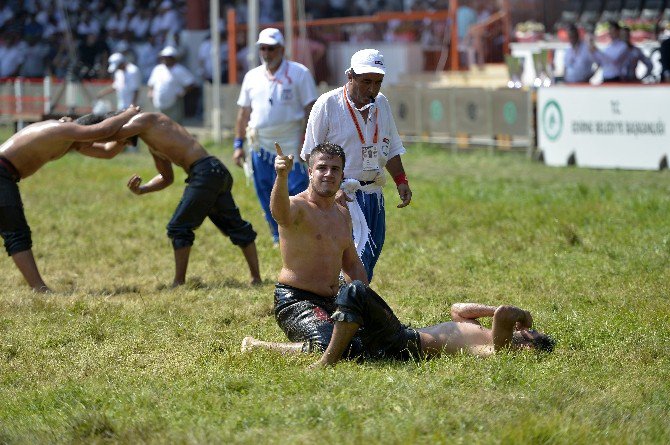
[98,52,142,111]
[301,48,412,282]
[147,46,195,123]
[233,28,318,246]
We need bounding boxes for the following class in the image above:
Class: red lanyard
[343,86,378,145]
[265,61,292,85]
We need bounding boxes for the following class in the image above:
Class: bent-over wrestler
[0,106,139,292]
[93,111,261,287]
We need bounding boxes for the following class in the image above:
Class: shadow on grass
[90,285,142,296]
[155,276,275,292]
[55,285,142,297]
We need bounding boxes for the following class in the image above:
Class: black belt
[348,179,375,186]
[0,156,20,182]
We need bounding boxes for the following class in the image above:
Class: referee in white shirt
[301,49,412,281]
[233,28,318,246]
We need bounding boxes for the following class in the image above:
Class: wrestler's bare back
[0,121,81,178]
[277,191,353,297]
[122,113,209,171]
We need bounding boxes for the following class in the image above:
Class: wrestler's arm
[127,151,174,195]
[108,113,150,141]
[75,141,127,159]
[59,106,140,141]
[450,303,497,325]
[270,143,296,226]
[452,303,533,332]
[341,208,369,285]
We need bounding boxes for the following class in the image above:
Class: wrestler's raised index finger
[275,142,284,157]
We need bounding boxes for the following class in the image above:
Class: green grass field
[1,139,669,444]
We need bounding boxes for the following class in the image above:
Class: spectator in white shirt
[147,46,195,123]
[106,6,129,37]
[98,52,142,110]
[563,24,598,83]
[129,8,151,40]
[133,35,161,83]
[76,10,101,37]
[591,21,628,83]
[0,1,14,29]
[155,1,181,37]
[19,36,50,78]
[0,34,26,78]
[197,32,229,83]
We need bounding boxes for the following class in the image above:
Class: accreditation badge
[361,145,379,171]
[280,88,293,102]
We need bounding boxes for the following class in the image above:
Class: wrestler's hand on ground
[335,189,353,207]
[232,148,246,168]
[519,310,533,330]
[274,142,293,176]
[511,308,533,331]
[127,174,143,195]
[396,183,412,208]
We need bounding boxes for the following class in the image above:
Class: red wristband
[393,173,408,186]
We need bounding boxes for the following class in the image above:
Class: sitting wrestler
[87,111,261,287]
[241,142,554,366]
[0,106,140,292]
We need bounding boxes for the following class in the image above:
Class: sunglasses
[259,45,279,52]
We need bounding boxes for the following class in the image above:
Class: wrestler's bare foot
[171,280,185,288]
[32,285,52,293]
[250,277,262,286]
[241,336,258,352]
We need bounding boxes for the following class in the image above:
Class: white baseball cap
[159,46,178,57]
[256,28,284,46]
[349,49,386,75]
[107,52,125,73]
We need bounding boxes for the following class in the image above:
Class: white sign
[537,86,670,170]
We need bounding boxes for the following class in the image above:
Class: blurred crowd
[0,0,190,81]
[0,0,459,83]
[562,20,670,84]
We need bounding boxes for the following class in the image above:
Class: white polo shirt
[113,62,141,109]
[301,86,406,184]
[238,59,317,155]
[593,39,628,80]
[564,41,596,83]
[147,63,195,110]
[238,59,317,123]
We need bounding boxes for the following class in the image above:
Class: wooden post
[449,0,459,71]
[227,8,237,84]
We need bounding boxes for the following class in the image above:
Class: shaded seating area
[553,0,668,37]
